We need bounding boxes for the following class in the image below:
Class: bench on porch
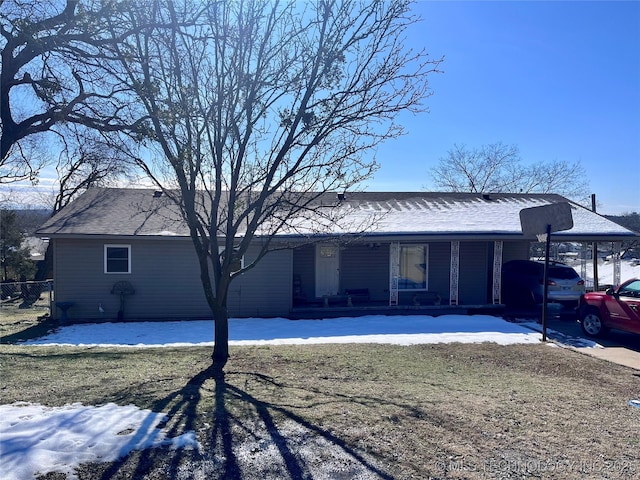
[411,291,442,306]
[344,288,370,304]
[323,288,371,307]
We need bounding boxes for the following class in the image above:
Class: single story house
[36,188,638,322]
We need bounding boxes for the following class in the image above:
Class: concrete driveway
[545,316,640,370]
[505,303,640,371]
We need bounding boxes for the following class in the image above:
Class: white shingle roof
[337,196,631,237]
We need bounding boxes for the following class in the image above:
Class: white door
[315,244,340,297]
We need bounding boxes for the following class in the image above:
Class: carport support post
[591,194,599,291]
[541,224,552,342]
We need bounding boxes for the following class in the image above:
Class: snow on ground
[0,402,199,480]
[3,314,544,479]
[568,258,640,287]
[21,314,543,347]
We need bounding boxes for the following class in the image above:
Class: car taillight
[577,280,585,286]
[547,280,557,286]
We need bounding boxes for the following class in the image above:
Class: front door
[315,243,340,297]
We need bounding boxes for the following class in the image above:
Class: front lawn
[1,341,638,479]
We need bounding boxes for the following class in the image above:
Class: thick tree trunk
[212,305,230,375]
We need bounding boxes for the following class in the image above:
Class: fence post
[47,280,53,319]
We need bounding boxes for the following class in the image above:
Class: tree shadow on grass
[0,315,58,344]
[95,366,396,480]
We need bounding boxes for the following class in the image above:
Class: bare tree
[429,142,590,202]
[2,0,139,281]
[100,0,441,374]
[32,126,134,281]
[0,0,146,181]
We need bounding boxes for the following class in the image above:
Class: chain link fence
[0,280,53,323]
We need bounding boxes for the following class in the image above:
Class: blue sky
[5,1,638,216]
[367,0,640,215]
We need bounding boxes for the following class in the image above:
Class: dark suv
[502,260,585,307]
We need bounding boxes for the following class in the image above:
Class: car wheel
[581,310,606,338]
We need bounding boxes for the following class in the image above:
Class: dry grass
[0,311,53,344]
[0,289,52,342]
[1,331,639,479]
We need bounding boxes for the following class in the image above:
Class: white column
[389,242,399,306]
[580,242,588,286]
[613,242,621,286]
[492,241,503,304]
[450,241,460,305]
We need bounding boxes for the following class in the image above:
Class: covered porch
[289,239,528,314]
[288,237,629,318]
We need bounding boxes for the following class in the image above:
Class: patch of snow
[0,402,199,480]
[582,259,640,285]
[522,322,603,349]
[22,314,542,347]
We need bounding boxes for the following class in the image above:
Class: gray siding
[54,238,208,321]
[292,245,315,302]
[428,242,451,303]
[53,236,534,322]
[228,246,292,317]
[503,241,530,262]
[458,242,489,305]
[341,243,389,301]
[53,238,292,322]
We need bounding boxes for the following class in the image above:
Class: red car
[579,278,640,337]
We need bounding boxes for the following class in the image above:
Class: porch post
[492,241,503,304]
[450,241,460,305]
[613,241,621,286]
[580,242,588,288]
[389,242,399,306]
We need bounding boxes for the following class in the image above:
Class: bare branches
[429,142,590,202]
[51,126,133,212]
[108,0,439,251]
[0,0,148,177]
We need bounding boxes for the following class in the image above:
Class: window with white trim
[104,245,131,274]
[398,245,428,290]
